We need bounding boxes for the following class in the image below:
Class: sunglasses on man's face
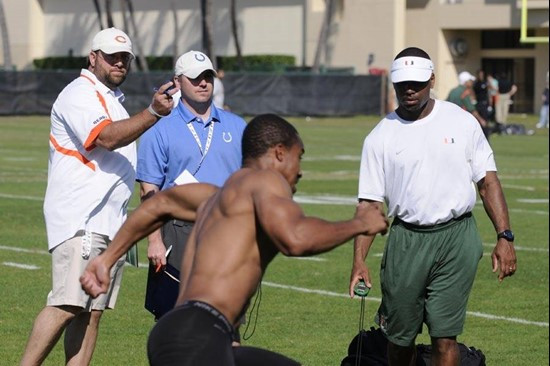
[97,51,133,66]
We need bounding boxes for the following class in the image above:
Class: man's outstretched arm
[254,173,388,257]
[80,183,218,297]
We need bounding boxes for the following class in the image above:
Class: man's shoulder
[53,76,99,111]
[59,75,95,96]
[363,113,395,139]
[216,109,247,127]
[230,168,287,190]
[438,99,466,112]
[149,110,184,130]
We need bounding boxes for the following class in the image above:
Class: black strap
[355,296,366,366]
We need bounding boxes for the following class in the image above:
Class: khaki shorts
[376,213,483,346]
[47,231,126,311]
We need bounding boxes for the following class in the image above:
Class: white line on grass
[373,243,548,257]
[303,155,360,162]
[284,256,327,262]
[467,311,549,328]
[0,193,44,201]
[0,245,49,254]
[508,208,548,216]
[3,157,36,162]
[517,198,548,203]
[1,191,548,218]
[133,257,327,268]
[294,195,356,205]
[483,243,549,253]
[3,262,40,270]
[501,184,535,191]
[0,245,545,328]
[262,281,549,328]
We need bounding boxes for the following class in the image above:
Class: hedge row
[32,54,296,72]
[32,56,173,71]
[217,55,295,72]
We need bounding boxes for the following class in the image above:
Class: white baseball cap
[175,50,217,79]
[458,71,475,85]
[391,56,434,83]
[91,27,134,58]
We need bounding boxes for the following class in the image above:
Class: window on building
[481,30,535,49]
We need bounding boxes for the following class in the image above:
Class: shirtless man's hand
[355,201,389,236]
[80,256,111,298]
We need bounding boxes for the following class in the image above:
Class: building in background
[0,0,548,113]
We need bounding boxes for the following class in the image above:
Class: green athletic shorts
[376,213,483,347]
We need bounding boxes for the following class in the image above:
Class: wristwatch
[497,229,515,242]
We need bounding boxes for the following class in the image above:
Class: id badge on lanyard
[187,120,214,175]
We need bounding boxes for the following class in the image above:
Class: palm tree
[0,0,12,70]
[312,0,337,74]
[119,0,129,31]
[200,0,214,65]
[171,1,179,64]
[92,0,104,30]
[105,0,115,28]
[230,0,243,70]
[123,0,149,72]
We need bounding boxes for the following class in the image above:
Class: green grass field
[0,114,548,365]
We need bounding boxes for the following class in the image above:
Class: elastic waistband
[74,230,110,241]
[170,219,194,226]
[393,212,472,233]
[180,300,234,334]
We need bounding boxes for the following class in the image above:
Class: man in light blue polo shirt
[137,50,246,320]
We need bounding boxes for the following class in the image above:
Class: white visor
[391,56,434,83]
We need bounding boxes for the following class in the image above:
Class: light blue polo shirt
[136,102,246,190]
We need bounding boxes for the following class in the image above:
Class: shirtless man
[81,113,389,365]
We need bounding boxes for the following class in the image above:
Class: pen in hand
[155,245,173,273]
[153,81,176,97]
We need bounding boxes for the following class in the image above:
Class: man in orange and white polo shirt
[20,27,177,366]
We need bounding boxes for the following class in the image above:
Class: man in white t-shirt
[213,68,226,109]
[349,47,517,366]
[20,28,177,366]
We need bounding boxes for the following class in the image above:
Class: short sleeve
[470,120,497,182]
[58,85,112,150]
[358,131,385,202]
[136,126,169,187]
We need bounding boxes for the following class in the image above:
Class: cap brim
[182,67,217,79]
[94,45,135,58]
[391,69,432,83]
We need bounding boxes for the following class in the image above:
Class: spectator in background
[213,68,226,109]
[495,73,517,125]
[487,73,499,120]
[20,27,175,366]
[474,69,492,133]
[447,71,489,139]
[136,51,246,321]
[536,82,549,129]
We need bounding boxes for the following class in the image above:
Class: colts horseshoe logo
[195,53,206,62]
[222,132,232,143]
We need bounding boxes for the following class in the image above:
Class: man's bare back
[177,167,301,324]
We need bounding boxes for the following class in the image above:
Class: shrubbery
[32,54,296,72]
[217,55,295,72]
[32,56,175,70]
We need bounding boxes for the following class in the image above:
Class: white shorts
[47,231,126,310]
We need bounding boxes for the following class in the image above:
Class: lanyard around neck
[186,119,215,175]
